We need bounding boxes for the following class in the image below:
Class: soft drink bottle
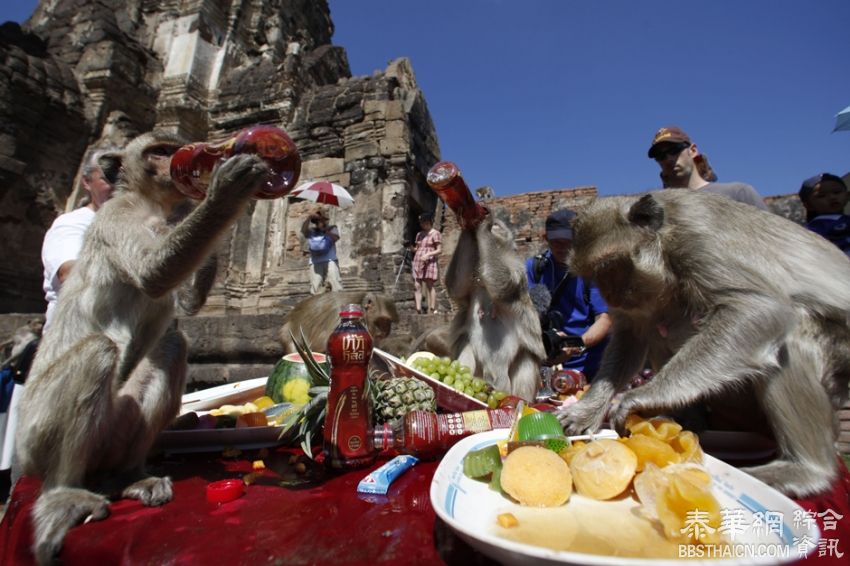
[323,304,377,469]
[170,124,301,200]
[372,408,515,460]
[426,161,489,229]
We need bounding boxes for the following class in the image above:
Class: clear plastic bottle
[322,304,377,469]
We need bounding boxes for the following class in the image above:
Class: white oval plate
[179,376,269,414]
[430,430,819,565]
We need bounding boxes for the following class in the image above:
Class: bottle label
[342,334,368,363]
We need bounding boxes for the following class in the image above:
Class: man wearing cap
[798,172,850,257]
[525,209,611,380]
[647,126,768,211]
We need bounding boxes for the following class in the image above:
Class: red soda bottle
[323,304,377,469]
[372,408,515,460]
[170,124,301,200]
[426,161,489,229]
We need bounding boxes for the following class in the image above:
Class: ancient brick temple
[0,1,603,378]
[0,1,812,384]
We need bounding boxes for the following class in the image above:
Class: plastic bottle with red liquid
[169,124,302,200]
[426,161,489,229]
[323,304,377,470]
[372,407,515,460]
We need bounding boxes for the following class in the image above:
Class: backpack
[308,234,331,254]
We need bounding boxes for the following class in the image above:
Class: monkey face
[143,143,181,186]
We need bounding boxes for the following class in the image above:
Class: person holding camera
[301,209,343,295]
[525,209,611,380]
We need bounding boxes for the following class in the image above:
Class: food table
[2,438,849,565]
[0,445,497,565]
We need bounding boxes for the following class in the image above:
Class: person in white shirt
[41,150,118,327]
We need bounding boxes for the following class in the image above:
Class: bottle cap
[339,304,364,318]
[206,479,245,504]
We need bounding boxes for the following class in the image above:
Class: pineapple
[371,373,436,423]
[280,330,437,458]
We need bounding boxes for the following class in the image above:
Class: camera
[540,310,585,360]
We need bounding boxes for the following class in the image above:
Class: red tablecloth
[2,446,849,565]
[0,447,495,565]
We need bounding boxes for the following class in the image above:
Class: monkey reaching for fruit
[16,131,268,564]
[559,190,850,497]
[445,213,546,402]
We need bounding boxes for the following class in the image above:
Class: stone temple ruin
[0,1,811,386]
[0,0,608,380]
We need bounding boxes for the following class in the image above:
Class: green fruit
[266,352,329,404]
[372,377,437,423]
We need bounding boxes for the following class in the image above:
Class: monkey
[15,131,268,564]
[279,291,400,354]
[444,213,546,402]
[558,189,850,498]
[408,324,453,359]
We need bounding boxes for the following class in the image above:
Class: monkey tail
[31,486,110,565]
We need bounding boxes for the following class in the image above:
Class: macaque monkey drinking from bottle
[16,131,269,564]
[445,213,546,402]
[559,190,850,498]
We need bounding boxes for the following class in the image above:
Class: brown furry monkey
[559,190,850,498]
[279,291,399,354]
[15,131,268,563]
[445,213,546,402]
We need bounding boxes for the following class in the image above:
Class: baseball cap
[799,173,847,200]
[647,126,692,158]
[545,209,575,240]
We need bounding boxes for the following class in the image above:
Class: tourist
[648,126,768,210]
[798,172,850,257]
[42,149,119,328]
[411,212,442,314]
[301,209,343,294]
[526,209,611,380]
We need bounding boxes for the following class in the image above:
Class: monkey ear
[98,152,123,185]
[627,194,665,231]
[363,293,376,311]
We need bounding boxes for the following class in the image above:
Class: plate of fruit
[372,348,510,412]
[430,415,819,565]
[157,394,300,453]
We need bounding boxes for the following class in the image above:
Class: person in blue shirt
[525,209,611,380]
[798,173,850,258]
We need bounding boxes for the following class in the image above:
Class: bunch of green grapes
[410,356,509,409]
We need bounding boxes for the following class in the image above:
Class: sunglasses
[652,142,691,161]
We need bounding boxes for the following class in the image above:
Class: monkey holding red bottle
[16,131,269,564]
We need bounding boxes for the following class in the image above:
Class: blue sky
[4,1,850,198]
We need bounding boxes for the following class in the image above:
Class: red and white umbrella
[289,181,355,209]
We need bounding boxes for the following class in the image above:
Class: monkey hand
[206,153,268,207]
[607,391,645,436]
[557,394,607,435]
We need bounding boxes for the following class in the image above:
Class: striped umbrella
[289,181,355,209]
[834,105,850,132]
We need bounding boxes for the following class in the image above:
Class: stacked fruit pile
[408,354,509,409]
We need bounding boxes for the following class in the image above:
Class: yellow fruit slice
[501,446,573,507]
[252,396,276,411]
[624,434,681,472]
[569,439,638,500]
